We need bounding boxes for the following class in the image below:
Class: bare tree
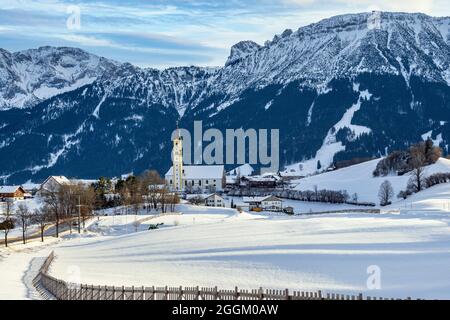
[378,180,394,206]
[168,193,180,212]
[0,201,15,247]
[16,203,32,244]
[41,187,61,237]
[32,206,53,242]
[79,185,96,230]
[141,170,165,212]
[409,155,426,193]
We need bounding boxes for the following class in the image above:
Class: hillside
[293,157,450,204]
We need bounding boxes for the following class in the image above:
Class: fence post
[235,286,239,300]
[259,287,264,300]
[318,290,322,300]
[179,286,183,300]
[285,289,290,300]
[358,293,363,300]
[214,286,219,300]
[196,286,200,300]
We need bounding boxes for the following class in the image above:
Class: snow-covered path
[0,246,50,300]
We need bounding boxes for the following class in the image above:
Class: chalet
[204,193,225,207]
[240,173,282,189]
[39,176,72,193]
[243,195,283,212]
[226,164,255,187]
[0,186,26,201]
[165,165,226,193]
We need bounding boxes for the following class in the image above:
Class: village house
[243,195,283,212]
[0,186,26,201]
[204,193,225,207]
[38,176,72,194]
[226,164,255,188]
[240,173,282,189]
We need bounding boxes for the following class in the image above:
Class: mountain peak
[225,40,262,66]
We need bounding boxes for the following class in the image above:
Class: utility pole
[76,195,81,234]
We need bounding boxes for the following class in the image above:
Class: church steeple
[172,122,183,191]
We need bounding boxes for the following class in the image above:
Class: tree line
[374,139,442,177]
[0,182,95,247]
[0,170,179,247]
[92,170,179,214]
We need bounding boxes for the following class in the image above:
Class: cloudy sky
[0,0,448,68]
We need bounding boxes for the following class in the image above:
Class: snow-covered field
[37,204,450,300]
[292,158,450,205]
[2,201,450,299]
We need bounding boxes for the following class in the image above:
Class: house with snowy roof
[243,195,283,212]
[240,173,282,188]
[0,186,26,201]
[38,176,73,194]
[203,193,225,207]
[226,164,255,186]
[165,165,225,193]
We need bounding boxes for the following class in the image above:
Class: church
[165,130,225,193]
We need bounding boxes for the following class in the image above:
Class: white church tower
[172,126,183,191]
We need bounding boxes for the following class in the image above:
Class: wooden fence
[34,252,413,301]
[298,209,381,215]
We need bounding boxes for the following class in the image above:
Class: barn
[0,186,26,201]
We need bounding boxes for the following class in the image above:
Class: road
[0,217,93,246]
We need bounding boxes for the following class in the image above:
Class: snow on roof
[244,173,281,182]
[205,193,224,200]
[243,196,281,203]
[49,176,71,185]
[165,165,224,180]
[243,197,266,203]
[0,186,22,193]
[226,176,237,184]
[227,164,255,177]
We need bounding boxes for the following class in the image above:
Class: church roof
[165,165,224,180]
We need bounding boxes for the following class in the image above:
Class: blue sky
[0,0,448,68]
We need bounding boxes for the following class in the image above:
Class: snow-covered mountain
[1,11,450,184]
[225,41,262,66]
[0,46,120,110]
